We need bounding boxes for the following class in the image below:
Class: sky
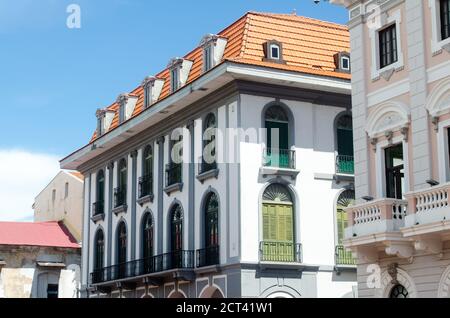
[0,0,348,222]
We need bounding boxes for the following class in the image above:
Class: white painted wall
[34,171,83,241]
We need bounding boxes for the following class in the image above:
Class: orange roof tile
[90,12,350,142]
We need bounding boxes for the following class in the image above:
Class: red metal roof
[0,221,80,249]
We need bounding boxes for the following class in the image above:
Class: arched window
[140,146,153,198]
[142,212,154,259]
[198,192,220,267]
[389,284,409,298]
[117,222,127,278]
[115,159,127,207]
[335,190,355,265]
[336,113,354,174]
[142,212,154,274]
[93,229,104,283]
[261,184,295,262]
[264,105,292,168]
[201,113,217,173]
[95,170,105,215]
[204,192,219,248]
[170,204,183,269]
[167,132,183,186]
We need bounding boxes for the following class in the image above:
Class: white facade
[61,13,357,298]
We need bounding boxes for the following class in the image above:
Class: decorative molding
[385,243,413,258]
[370,137,378,152]
[112,205,128,216]
[137,194,154,206]
[196,169,220,184]
[414,237,442,254]
[380,68,395,81]
[366,101,410,138]
[400,126,409,141]
[130,150,138,158]
[164,182,183,195]
[426,77,450,117]
[387,263,399,285]
[432,116,440,132]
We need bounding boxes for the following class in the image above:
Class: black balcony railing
[90,250,194,285]
[139,174,153,198]
[198,160,217,175]
[260,241,302,263]
[263,148,296,169]
[114,187,127,208]
[196,245,220,268]
[166,163,182,187]
[92,200,104,216]
[336,155,354,175]
[335,245,356,266]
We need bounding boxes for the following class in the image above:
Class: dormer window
[341,56,350,70]
[270,44,280,60]
[199,34,227,73]
[117,94,128,124]
[142,77,154,109]
[171,67,180,92]
[203,44,213,72]
[96,109,104,137]
[335,52,351,73]
[263,40,285,64]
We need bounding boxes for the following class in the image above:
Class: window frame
[203,44,214,72]
[430,0,450,54]
[369,9,404,80]
[378,24,398,69]
[269,44,280,60]
[143,82,152,109]
[170,67,180,93]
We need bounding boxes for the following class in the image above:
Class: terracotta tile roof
[90,12,350,142]
[0,221,80,249]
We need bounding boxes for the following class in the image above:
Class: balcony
[90,250,195,286]
[336,155,354,175]
[263,148,296,169]
[138,174,153,205]
[335,245,356,266]
[196,245,220,268]
[91,201,105,222]
[113,187,127,215]
[164,164,183,194]
[259,241,302,263]
[345,198,407,239]
[403,183,450,237]
[197,160,219,183]
[260,148,299,180]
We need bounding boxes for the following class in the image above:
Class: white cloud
[0,149,60,222]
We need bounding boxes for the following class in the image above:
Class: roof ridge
[239,13,252,58]
[248,11,348,30]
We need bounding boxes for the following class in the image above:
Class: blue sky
[0,0,347,156]
[0,0,347,221]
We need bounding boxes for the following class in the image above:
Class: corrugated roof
[90,12,350,142]
[0,221,80,249]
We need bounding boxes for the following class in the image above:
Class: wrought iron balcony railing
[335,245,356,266]
[196,245,220,268]
[336,155,354,175]
[259,241,302,263]
[90,250,195,285]
[138,174,153,198]
[114,187,127,208]
[166,163,182,187]
[263,148,296,169]
[92,200,104,216]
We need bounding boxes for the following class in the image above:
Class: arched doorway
[117,221,127,279]
[335,113,354,174]
[261,184,295,262]
[335,190,355,265]
[170,204,183,269]
[264,105,292,168]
